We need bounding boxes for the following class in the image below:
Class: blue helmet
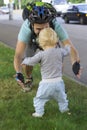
[23,2,57,24]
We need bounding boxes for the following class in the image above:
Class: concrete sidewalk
[0,10,23,27]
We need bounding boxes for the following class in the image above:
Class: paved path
[0,10,23,48]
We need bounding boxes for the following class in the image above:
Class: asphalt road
[0,13,87,86]
[63,23,87,86]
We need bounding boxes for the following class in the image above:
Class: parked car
[61,3,87,24]
[52,0,70,16]
[0,6,9,14]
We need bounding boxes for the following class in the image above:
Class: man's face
[33,23,50,35]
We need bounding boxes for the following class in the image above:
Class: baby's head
[38,27,59,49]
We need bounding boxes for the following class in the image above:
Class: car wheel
[64,16,69,23]
[79,17,85,25]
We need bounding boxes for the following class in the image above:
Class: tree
[67,0,85,3]
[0,0,3,6]
[14,0,36,9]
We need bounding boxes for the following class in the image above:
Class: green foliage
[13,0,86,9]
[0,0,86,7]
[21,0,33,8]
[0,0,3,6]
[68,0,85,3]
[14,0,42,9]
[0,42,15,79]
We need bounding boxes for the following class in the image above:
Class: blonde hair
[38,27,59,49]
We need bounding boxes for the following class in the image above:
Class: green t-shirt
[18,19,69,44]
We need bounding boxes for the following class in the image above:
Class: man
[14,2,81,92]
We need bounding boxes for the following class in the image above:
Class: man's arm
[53,20,81,77]
[14,40,26,73]
[62,39,80,65]
[14,40,32,90]
[62,39,82,78]
[53,19,80,64]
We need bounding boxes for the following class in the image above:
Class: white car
[54,4,70,15]
[0,6,9,14]
[52,0,70,16]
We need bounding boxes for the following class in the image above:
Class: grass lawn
[0,42,87,130]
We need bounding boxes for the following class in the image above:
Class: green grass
[0,42,87,130]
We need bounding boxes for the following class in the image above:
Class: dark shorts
[25,43,40,57]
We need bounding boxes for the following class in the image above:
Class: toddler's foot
[32,112,43,118]
[61,108,71,115]
[22,86,31,92]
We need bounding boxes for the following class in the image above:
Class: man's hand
[72,62,82,79]
[15,73,25,88]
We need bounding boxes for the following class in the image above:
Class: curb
[64,74,87,87]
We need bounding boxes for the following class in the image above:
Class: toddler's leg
[32,82,50,117]
[54,81,69,113]
[33,96,49,116]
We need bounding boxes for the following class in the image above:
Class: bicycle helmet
[23,2,57,24]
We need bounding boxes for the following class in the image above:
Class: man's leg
[24,65,33,78]
[23,65,33,89]
[23,43,36,89]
